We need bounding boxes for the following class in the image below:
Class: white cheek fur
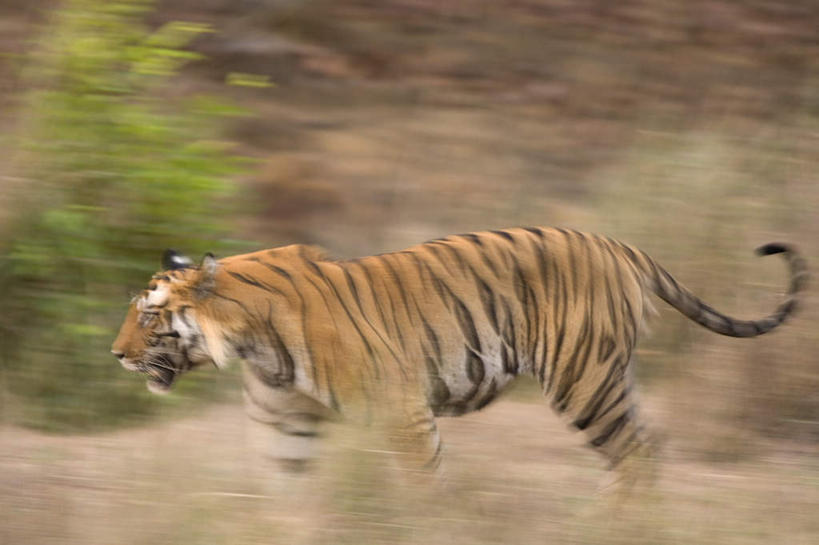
[145,285,169,308]
[170,310,230,368]
[171,312,199,338]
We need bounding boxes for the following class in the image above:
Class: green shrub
[0,0,248,431]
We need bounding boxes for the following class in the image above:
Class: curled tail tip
[755,241,809,294]
[755,242,790,256]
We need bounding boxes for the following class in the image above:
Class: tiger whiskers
[143,354,179,376]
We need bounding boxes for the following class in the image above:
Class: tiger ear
[201,253,218,275]
[195,252,219,296]
[162,249,194,271]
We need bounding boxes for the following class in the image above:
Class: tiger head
[111,249,220,394]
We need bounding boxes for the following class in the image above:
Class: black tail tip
[755,243,789,256]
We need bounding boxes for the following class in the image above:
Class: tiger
[111,227,806,482]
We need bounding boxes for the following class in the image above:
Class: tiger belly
[428,350,517,417]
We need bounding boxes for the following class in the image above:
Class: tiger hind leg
[543,354,658,499]
[592,408,658,502]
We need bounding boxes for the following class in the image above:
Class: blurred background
[0,0,817,543]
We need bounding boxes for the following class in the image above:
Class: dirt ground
[2,389,817,545]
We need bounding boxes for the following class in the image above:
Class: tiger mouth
[143,356,179,394]
[146,365,176,394]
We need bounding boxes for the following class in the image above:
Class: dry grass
[1,392,817,545]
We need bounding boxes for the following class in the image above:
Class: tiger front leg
[244,415,320,472]
[242,364,328,472]
[383,406,446,480]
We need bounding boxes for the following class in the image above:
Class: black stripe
[364,257,406,344]
[527,285,540,369]
[353,260,391,337]
[553,317,592,411]
[501,343,516,374]
[425,242,465,278]
[309,263,397,381]
[573,359,626,430]
[280,428,319,438]
[475,377,498,410]
[424,257,449,301]
[461,234,501,278]
[421,315,443,363]
[523,227,544,239]
[500,299,519,374]
[461,233,484,247]
[327,380,341,412]
[565,231,580,303]
[622,296,637,348]
[544,283,566,393]
[265,301,296,383]
[779,299,796,317]
[601,240,630,347]
[598,335,616,363]
[257,260,293,281]
[426,242,462,279]
[341,266,400,363]
[227,271,286,296]
[426,359,451,406]
[300,273,344,385]
[571,317,597,400]
[343,268,364,308]
[211,292,255,317]
[462,350,485,404]
[269,263,321,384]
[248,360,286,387]
[525,234,550,377]
[408,252,428,289]
[512,262,528,310]
[495,234,517,270]
[567,243,598,382]
[491,229,515,242]
[659,266,682,298]
[472,268,500,335]
[589,388,629,429]
[466,350,485,385]
[590,410,630,448]
[453,296,482,353]
[544,240,568,390]
[430,240,470,276]
[616,241,637,262]
[382,255,418,329]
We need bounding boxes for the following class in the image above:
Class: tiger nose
[111,350,125,360]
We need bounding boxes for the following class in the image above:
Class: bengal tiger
[111,227,805,482]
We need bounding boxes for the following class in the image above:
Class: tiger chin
[111,227,806,487]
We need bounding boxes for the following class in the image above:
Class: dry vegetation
[2,396,817,545]
[1,0,818,543]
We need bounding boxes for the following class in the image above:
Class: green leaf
[226,72,276,88]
